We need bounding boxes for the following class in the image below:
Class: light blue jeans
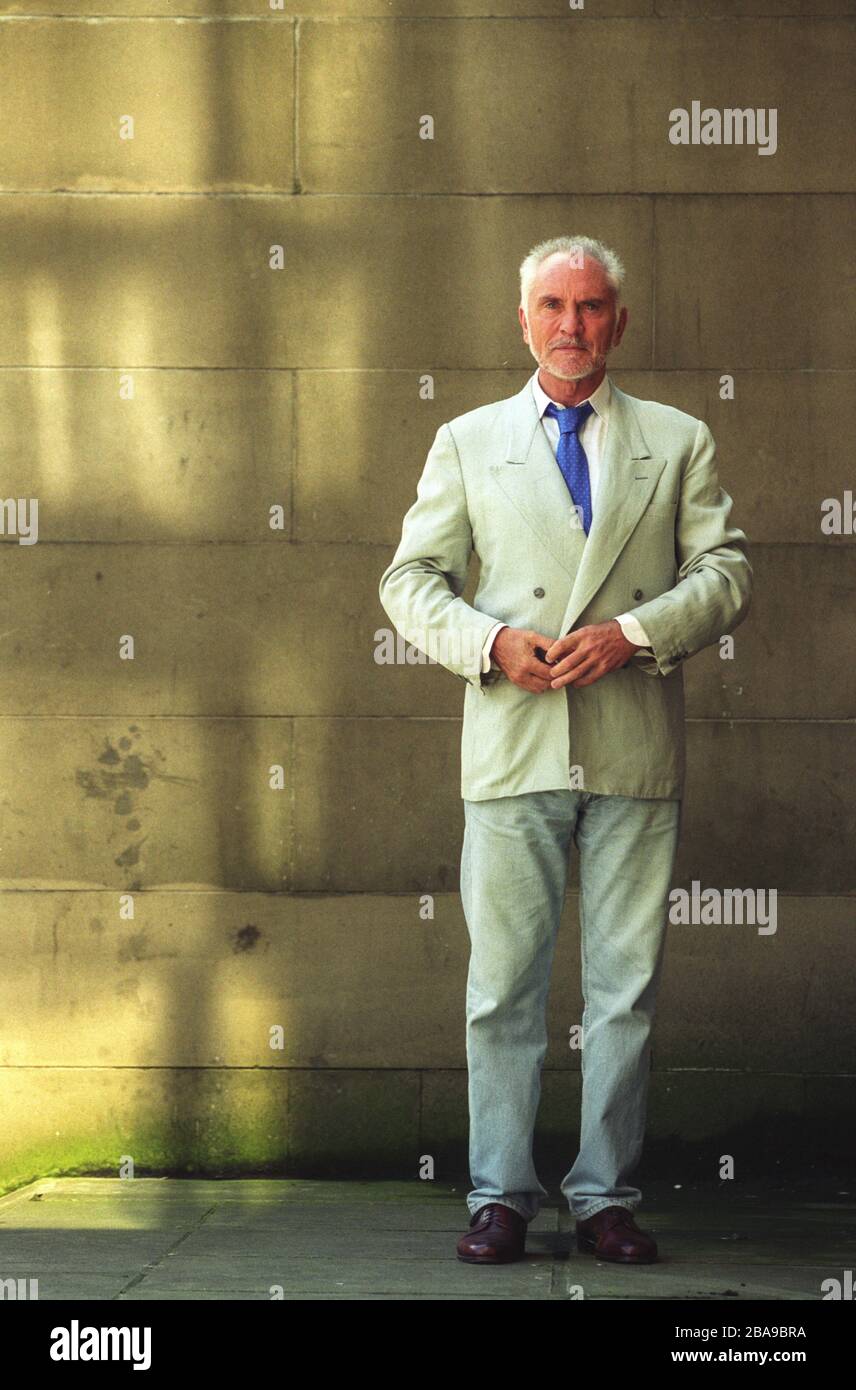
[460,789,682,1223]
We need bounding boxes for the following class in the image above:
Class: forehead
[531,253,613,299]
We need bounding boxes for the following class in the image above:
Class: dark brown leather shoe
[457,1203,527,1264]
[576,1205,659,1264]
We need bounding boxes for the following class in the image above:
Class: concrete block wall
[0,0,853,1194]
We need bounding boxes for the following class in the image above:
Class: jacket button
[633,588,643,600]
[533,587,545,598]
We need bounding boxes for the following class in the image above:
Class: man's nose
[558,308,584,337]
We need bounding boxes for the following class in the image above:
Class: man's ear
[518,304,529,343]
[612,305,628,348]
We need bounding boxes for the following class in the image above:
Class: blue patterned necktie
[544,400,595,534]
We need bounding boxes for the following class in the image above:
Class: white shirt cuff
[481,622,507,672]
[615,613,653,649]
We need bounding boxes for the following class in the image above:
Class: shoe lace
[475,1203,513,1228]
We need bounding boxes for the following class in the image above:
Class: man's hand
[544,620,641,689]
[491,627,563,693]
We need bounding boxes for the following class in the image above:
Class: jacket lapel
[488,377,666,627]
[490,380,588,577]
[561,383,666,631]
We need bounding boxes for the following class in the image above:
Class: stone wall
[0,0,853,1193]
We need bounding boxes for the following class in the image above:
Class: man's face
[518,252,627,383]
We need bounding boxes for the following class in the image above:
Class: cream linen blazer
[379,379,752,801]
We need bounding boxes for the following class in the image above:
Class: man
[378,236,752,1266]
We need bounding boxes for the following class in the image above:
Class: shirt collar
[530,367,611,423]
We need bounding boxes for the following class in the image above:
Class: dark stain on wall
[233,924,261,953]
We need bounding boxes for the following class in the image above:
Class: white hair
[519,235,626,311]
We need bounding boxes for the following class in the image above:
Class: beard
[538,341,607,382]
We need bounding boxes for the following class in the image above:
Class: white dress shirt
[480,369,653,672]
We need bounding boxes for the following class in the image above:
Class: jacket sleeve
[622,419,753,677]
[378,422,503,693]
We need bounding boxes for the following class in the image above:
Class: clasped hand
[491,621,640,694]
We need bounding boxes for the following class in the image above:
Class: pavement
[0,1175,853,1301]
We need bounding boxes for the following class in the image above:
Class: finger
[548,646,589,678]
[528,654,558,677]
[512,671,542,692]
[530,634,560,665]
[524,672,553,693]
[551,661,597,689]
[545,630,584,663]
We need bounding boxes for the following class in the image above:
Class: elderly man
[378,236,752,1265]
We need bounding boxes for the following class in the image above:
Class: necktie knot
[544,400,594,434]
[544,400,591,430]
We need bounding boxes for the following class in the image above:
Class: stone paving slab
[0,1176,851,1301]
[119,1258,559,1300]
[0,1272,137,1301]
